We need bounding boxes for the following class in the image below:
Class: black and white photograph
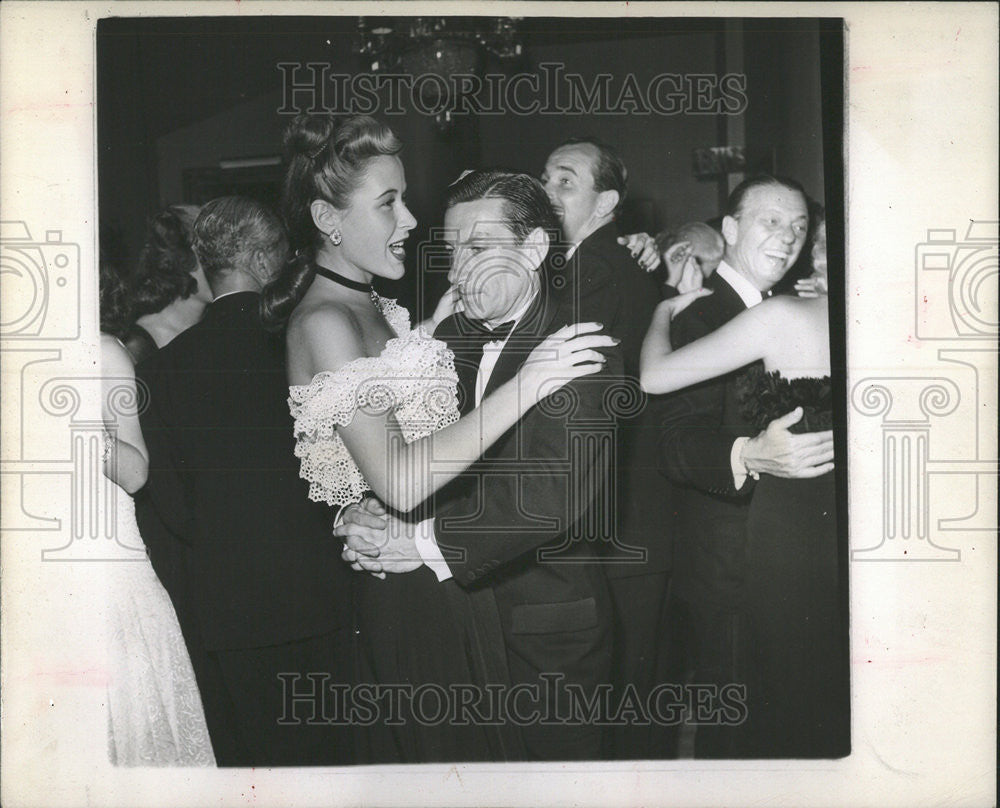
[0,3,995,807]
[94,13,847,766]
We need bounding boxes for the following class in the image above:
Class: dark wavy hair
[446,170,561,242]
[260,114,402,330]
[554,136,628,218]
[98,222,131,337]
[129,205,200,317]
[99,261,131,339]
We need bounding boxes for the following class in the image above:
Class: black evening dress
[287,295,521,764]
[735,366,850,758]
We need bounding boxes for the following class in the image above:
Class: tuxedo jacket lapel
[481,288,557,400]
[444,313,496,415]
[706,270,751,323]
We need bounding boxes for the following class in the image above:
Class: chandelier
[353,16,524,130]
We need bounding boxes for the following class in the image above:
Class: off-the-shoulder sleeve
[288,360,383,507]
[287,335,461,508]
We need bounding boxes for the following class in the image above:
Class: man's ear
[595,189,620,219]
[721,215,739,247]
[191,263,215,300]
[310,199,342,238]
[251,247,272,285]
[521,227,550,270]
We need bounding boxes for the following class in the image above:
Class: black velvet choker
[313,264,374,295]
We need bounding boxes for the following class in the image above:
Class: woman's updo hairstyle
[261,114,402,330]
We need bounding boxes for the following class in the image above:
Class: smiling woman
[259,115,615,763]
[267,114,609,513]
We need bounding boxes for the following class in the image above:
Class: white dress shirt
[714,260,764,308]
[211,289,256,303]
[416,295,537,581]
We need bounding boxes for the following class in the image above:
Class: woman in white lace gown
[262,114,614,762]
[100,211,214,765]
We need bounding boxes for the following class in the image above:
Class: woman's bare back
[757,295,830,379]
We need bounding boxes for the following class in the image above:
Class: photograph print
[95,13,848,766]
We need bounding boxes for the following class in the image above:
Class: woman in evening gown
[261,113,614,763]
[100,209,215,765]
[640,216,849,758]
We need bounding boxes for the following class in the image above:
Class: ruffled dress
[106,485,216,766]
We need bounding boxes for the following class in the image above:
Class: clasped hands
[334,497,422,578]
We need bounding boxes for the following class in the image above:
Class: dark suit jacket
[657,270,762,610]
[136,292,350,651]
[431,266,622,675]
[570,223,673,578]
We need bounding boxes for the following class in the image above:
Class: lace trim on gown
[288,295,461,507]
[106,487,215,766]
[736,364,833,434]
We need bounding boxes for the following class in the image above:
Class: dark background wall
[97,16,839,313]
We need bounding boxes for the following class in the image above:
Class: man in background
[138,197,354,766]
[542,137,674,758]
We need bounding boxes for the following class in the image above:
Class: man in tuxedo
[342,171,624,760]
[658,175,833,757]
[541,137,674,758]
[137,196,354,766]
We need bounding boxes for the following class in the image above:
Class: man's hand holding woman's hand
[335,496,422,577]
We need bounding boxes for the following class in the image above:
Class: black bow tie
[484,320,517,340]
